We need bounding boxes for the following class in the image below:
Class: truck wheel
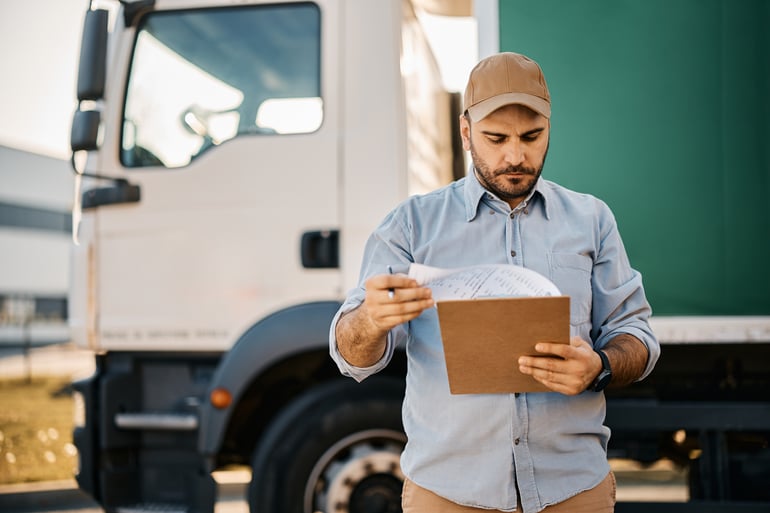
[248,377,406,513]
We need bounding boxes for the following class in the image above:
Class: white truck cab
[69,1,465,511]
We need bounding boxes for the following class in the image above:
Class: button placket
[509,210,523,266]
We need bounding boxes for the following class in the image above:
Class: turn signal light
[210,387,233,409]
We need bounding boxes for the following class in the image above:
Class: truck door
[86,1,341,350]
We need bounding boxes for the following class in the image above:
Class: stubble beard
[470,141,548,204]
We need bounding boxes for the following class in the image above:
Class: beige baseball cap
[464,52,551,121]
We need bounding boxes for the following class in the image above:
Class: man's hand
[517,337,602,395]
[335,273,433,368]
[361,273,434,334]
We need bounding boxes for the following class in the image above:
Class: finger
[534,342,572,358]
[374,306,433,331]
[377,294,434,312]
[535,337,592,359]
[369,297,434,326]
[518,355,565,375]
[366,273,419,292]
[378,285,432,305]
[519,354,586,383]
[520,363,583,395]
[520,364,561,387]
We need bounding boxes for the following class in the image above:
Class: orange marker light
[210,387,233,409]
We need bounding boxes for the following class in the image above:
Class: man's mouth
[499,171,532,178]
[497,167,534,177]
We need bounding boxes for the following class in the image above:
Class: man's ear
[459,114,471,151]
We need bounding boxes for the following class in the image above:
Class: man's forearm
[602,333,649,387]
[335,305,389,368]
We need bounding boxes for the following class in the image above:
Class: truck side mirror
[76,9,109,101]
[71,109,101,152]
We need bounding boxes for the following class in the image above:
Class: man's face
[460,104,550,208]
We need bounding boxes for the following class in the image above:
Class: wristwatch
[588,349,612,392]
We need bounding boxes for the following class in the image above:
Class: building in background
[0,145,72,346]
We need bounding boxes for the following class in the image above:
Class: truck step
[115,504,187,513]
[114,412,198,431]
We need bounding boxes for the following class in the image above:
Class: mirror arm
[70,152,132,185]
[69,151,141,246]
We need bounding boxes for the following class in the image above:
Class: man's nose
[504,142,525,166]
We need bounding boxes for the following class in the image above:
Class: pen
[387,265,395,299]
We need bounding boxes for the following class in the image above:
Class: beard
[470,140,549,205]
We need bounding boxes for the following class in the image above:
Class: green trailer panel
[498,0,770,315]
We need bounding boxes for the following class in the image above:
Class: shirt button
[509,212,515,219]
[514,438,521,445]
[514,393,520,398]
[489,210,495,215]
[511,251,516,257]
[524,208,529,215]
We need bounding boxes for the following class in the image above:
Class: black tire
[248,377,406,513]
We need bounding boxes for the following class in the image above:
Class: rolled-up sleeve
[329,208,412,382]
[591,203,660,380]
[328,292,397,382]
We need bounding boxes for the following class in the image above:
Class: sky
[0,1,475,161]
[0,1,84,159]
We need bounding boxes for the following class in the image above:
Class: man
[329,52,660,513]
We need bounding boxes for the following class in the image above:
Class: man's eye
[488,137,506,145]
[522,134,539,142]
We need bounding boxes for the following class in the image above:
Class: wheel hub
[326,449,403,513]
[304,429,406,513]
[348,473,403,513]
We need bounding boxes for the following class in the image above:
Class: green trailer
[478,0,770,510]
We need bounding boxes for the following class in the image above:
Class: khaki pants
[402,472,616,513]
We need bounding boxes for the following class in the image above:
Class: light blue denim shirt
[329,171,659,513]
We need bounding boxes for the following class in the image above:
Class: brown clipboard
[437,296,570,394]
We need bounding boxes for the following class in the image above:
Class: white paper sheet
[408,263,561,301]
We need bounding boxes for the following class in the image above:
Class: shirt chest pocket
[548,252,593,326]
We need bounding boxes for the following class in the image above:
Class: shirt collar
[464,167,551,221]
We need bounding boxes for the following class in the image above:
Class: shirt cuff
[597,325,660,381]
[328,304,395,383]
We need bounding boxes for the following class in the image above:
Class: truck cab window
[121,3,321,168]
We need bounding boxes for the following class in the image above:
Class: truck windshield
[121,3,321,168]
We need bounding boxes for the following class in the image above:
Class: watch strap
[588,349,612,392]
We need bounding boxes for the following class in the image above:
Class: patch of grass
[0,376,77,484]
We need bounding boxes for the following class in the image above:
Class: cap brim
[467,92,551,121]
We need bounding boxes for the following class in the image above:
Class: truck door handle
[82,180,141,210]
[301,230,339,268]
